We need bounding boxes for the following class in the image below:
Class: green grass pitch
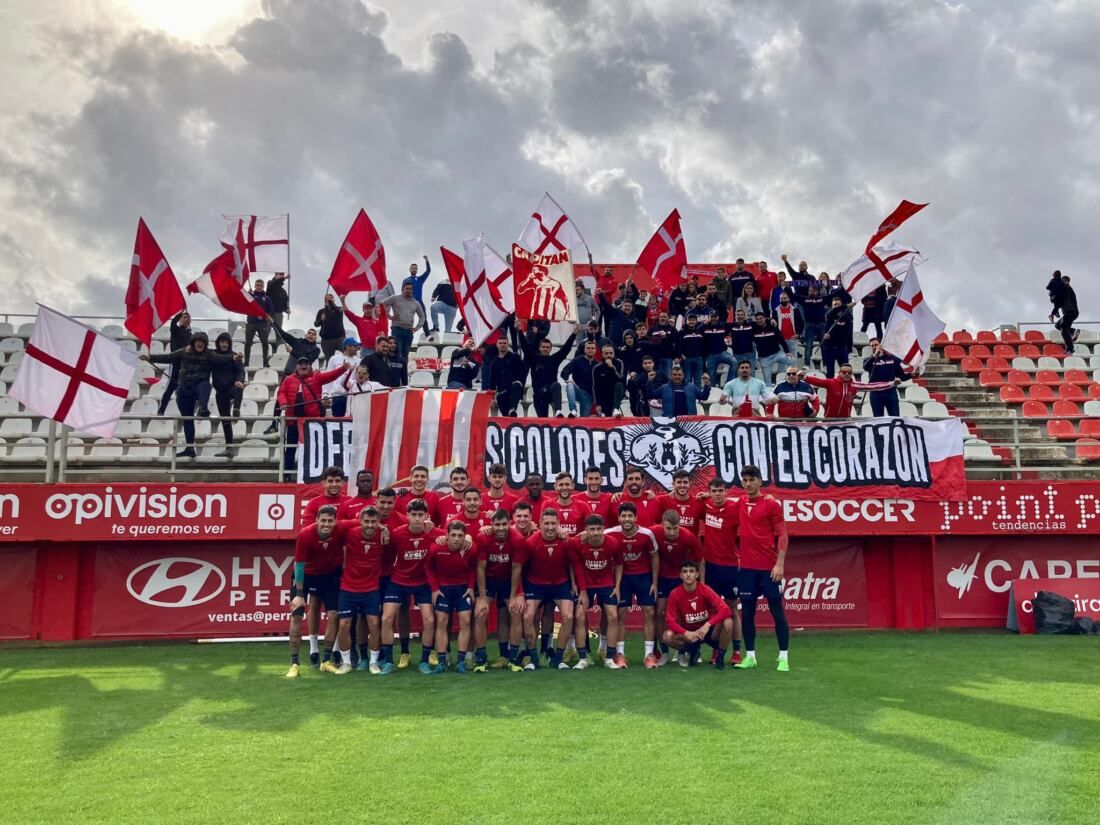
[1,633,1098,824]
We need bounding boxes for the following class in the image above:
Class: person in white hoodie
[323,337,361,417]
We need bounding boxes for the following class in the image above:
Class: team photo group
[288,460,790,678]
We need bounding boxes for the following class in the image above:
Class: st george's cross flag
[511,244,577,322]
[9,306,140,438]
[841,199,927,303]
[190,220,268,316]
[635,209,688,290]
[881,259,945,369]
[219,214,288,273]
[327,209,387,297]
[124,218,186,347]
[840,240,923,303]
[456,236,513,347]
[517,192,591,258]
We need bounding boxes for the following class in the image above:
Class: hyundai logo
[126,557,226,608]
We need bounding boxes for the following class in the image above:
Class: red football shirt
[547,498,586,537]
[336,495,376,521]
[388,525,442,587]
[301,492,349,527]
[576,491,614,523]
[515,532,579,586]
[425,544,476,590]
[605,525,658,575]
[700,501,739,567]
[339,527,387,592]
[655,526,703,579]
[645,494,705,532]
[483,490,519,515]
[515,494,547,520]
[569,534,623,590]
[476,528,526,582]
[736,495,787,571]
[394,487,439,515]
[665,583,732,635]
[294,523,346,576]
[455,509,493,535]
[432,492,467,525]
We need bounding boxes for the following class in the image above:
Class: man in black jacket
[520,325,576,417]
[244,279,276,368]
[360,335,394,388]
[488,337,526,416]
[1056,275,1080,353]
[863,339,909,416]
[445,345,479,389]
[314,294,346,361]
[267,273,290,331]
[592,344,626,417]
[562,340,598,416]
[596,289,638,346]
[792,283,828,368]
[383,336,408,388]
[821,298,853,379]
[575,319,611,355]
[626,355,668,415]
[157,310,194,415]
[211,332,246,458]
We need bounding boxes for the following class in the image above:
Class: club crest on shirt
[624,419,713,488]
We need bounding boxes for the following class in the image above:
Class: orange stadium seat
[960,357,983,374]
[1018,343,1042,359]
[978,370,1004,388]
[1064,369,1090,385]
[1000,385,1025,404]
[951,331,974,344]
[1029,385,1056,402]
[1043,343,1068,359]
[1060,383,1086,401]
[968,344,991,359]
[986,356,1012,372]
[1076,439,1100,461]
[1000,329,1022,343]
[944,344,966,361]
[1006,369,1032,387]
[1022,400,1049,418]
[992,344,1016,359]
[1053,400,1081,418]
[1024,330,1046,343]
[1034,369,1060,386]
[1046,419,1078,440]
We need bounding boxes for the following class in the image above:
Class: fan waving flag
[512,244,577,322]
[518,192,591,258]
[841,241,923,304]
[124,218,186,347]
[328,209,387,297]
[189,220,267,316]
[635,209,687,290]
[842,199,928,303]
[440,245,469,329]
[9,306,139,438]
[344,388,494,488]
[881,259,945,369]
[219,214,288,273]
[458,235,512,348]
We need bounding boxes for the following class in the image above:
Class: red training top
[665,583,732,635]
[570,534,623,590]
[336,495,375,521]
[700,500,739,567]
[515,532,580,586]
[302,492,349,527]
[425,544,476,591]
[605,525,658,576]
[655,526,703,579]
[394,487,439,515]
[388,525,443,587]
[735,495,787,571]
[339,525,388,592]
[294,523,347,576]
[646,494,705,533]
[476,528,526,582]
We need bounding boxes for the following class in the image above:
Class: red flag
[635,209,687,290]
[440,245,469,330]
[125,218,186,346]
[865,200,928,253]
[328,209,386,297]
[188,221,266,316]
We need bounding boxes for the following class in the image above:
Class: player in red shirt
[733,464,791,672]
[508,508,582,671]
[432,466,471,525]
[373,489,408,531]
[327,507,388,675]
[515,472,548,520]
[645,469,705,532]
[511,501,536,538]
[549,472,586,536]
[456,488,494,535]
[371,488,411,664]
[606,502,660,668]
[394,464,440,515]
[611,465,655,518]
[571,514,625,669]
[475,509,526,669]
[382,500,440,674]
[653,510,704,666]
[335,469,376,520]
[286,505,345,677]
[484,463,519,514]
[577,467,614,523]
[302,465,350,526]
[425,521,478,674]
[700,477,744,665]
[663,559,734,668]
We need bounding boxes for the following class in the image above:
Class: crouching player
[571,515,624,669]
[331,507,388,675]
[287,505,343,677]
[426,521,477,674]
[663,559,733,669]
[475,510,525,669]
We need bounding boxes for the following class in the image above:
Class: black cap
[296,357,311,365]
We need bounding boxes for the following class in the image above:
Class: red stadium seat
[1018,343,1042,359]
[1081,419,1100,438]
[1090,384,1100,400]
[976,330,997,343]
[999,385,1025,404]
[960,356,983,374]
[1034,369,1060,386]
[987,356,1011,372]
[1076,438,1100,461]
[933,332,950,347]
[1024,330,1046,343]
[1064,369,1090,385]
[1006,369,1032,387]
[1022,400,1049,418]
[1028,385,1056,402]
[978,370,1004,388]
[944,344,966,361]
[967,344,991,359]
[951,330,974,344]
[1053,400,1081,418]
[1000,329,1022,343]
[992,344,1016,359]
[1047,419,1078,440]
[1043,343,1067,359]
[1060,383,1085,401]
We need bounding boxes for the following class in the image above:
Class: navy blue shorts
[657,576,682,599]
[435,584,473,614]
[620,573,655,607]
[480,578,511,606]
[706,562,740,600]
[379,575,391,599]
[304,569,341,611]
[338,589,381,619]
[384,582,432,607]
[524,580,573,603]
[587,586,619,607]
[737,567,782,601]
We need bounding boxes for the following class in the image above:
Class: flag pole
[285,212,291,308]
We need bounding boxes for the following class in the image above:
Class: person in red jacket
[804,364,893,418]
[277,357,351,480]
[663,558,733,668]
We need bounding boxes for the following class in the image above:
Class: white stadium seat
[0,338,23,354]
[253,368,280,387]
[0,418,33,439]
[100,324,126,339]
[126,438,163,462]
[0,397,19,414]
[8,436,45,460]
[922,401,950,419]
[236,439,272,461]
[904,385,930,403]
[1084,400,1100,418]
[15,323,35,338]
[1064,355,1088,371]
[89,438,123,460]
[1011,357,1036,372]
[410,371,435,387]
[129,398,159,417]
[963,440,997,461]
[0,322,12,337]
[1037,356,1062,371]
[243,384,269,402]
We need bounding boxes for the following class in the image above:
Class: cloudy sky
[1,0,1096,331]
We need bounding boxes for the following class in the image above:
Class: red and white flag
[124,218,186,347]
[344,388,494,488]
[518,192,591,258]
[9,306,139,438]
[457,235,512,348]
[635,209,687,290]
[189,221,267,316]
[841,199,928,303]
[219,214,288,273]
[512,244,577,322]
[327,209,387,297]
[881,259,945,369]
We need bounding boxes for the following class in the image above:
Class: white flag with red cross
[457,235,513,348]
[841,199,928,303]
[9,306,140,438]
[517,192,591,258]
[881,259,945,369]
[219,214,289,273]
[190,220,268,316]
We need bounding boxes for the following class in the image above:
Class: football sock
[439,652,449,668]
[778,650,789,661]
[475,647,487,664]
[552,647,565,666]
[420,646,431,664]
[659,641,669,653]
[578,644,588,660]
[497,641,508,659]
[308,635,319,655]
[290,653,299,665]
[740,594,759,650]
[337,647,350,665]
[400,638,410,654]
[598,634,607,653]
[358,644,371,659]
[567,638,577,651]
[616,641,626,654]
[369,649,380,665]
[644,641,655,657]
[382,644,394,663]
[581,638,590,654]
[540,633,552,654]
[458,650,468,664]
[746,650,757,660]
[322,647,332,663]
[733,640,742,653]
[716,647,727,662]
